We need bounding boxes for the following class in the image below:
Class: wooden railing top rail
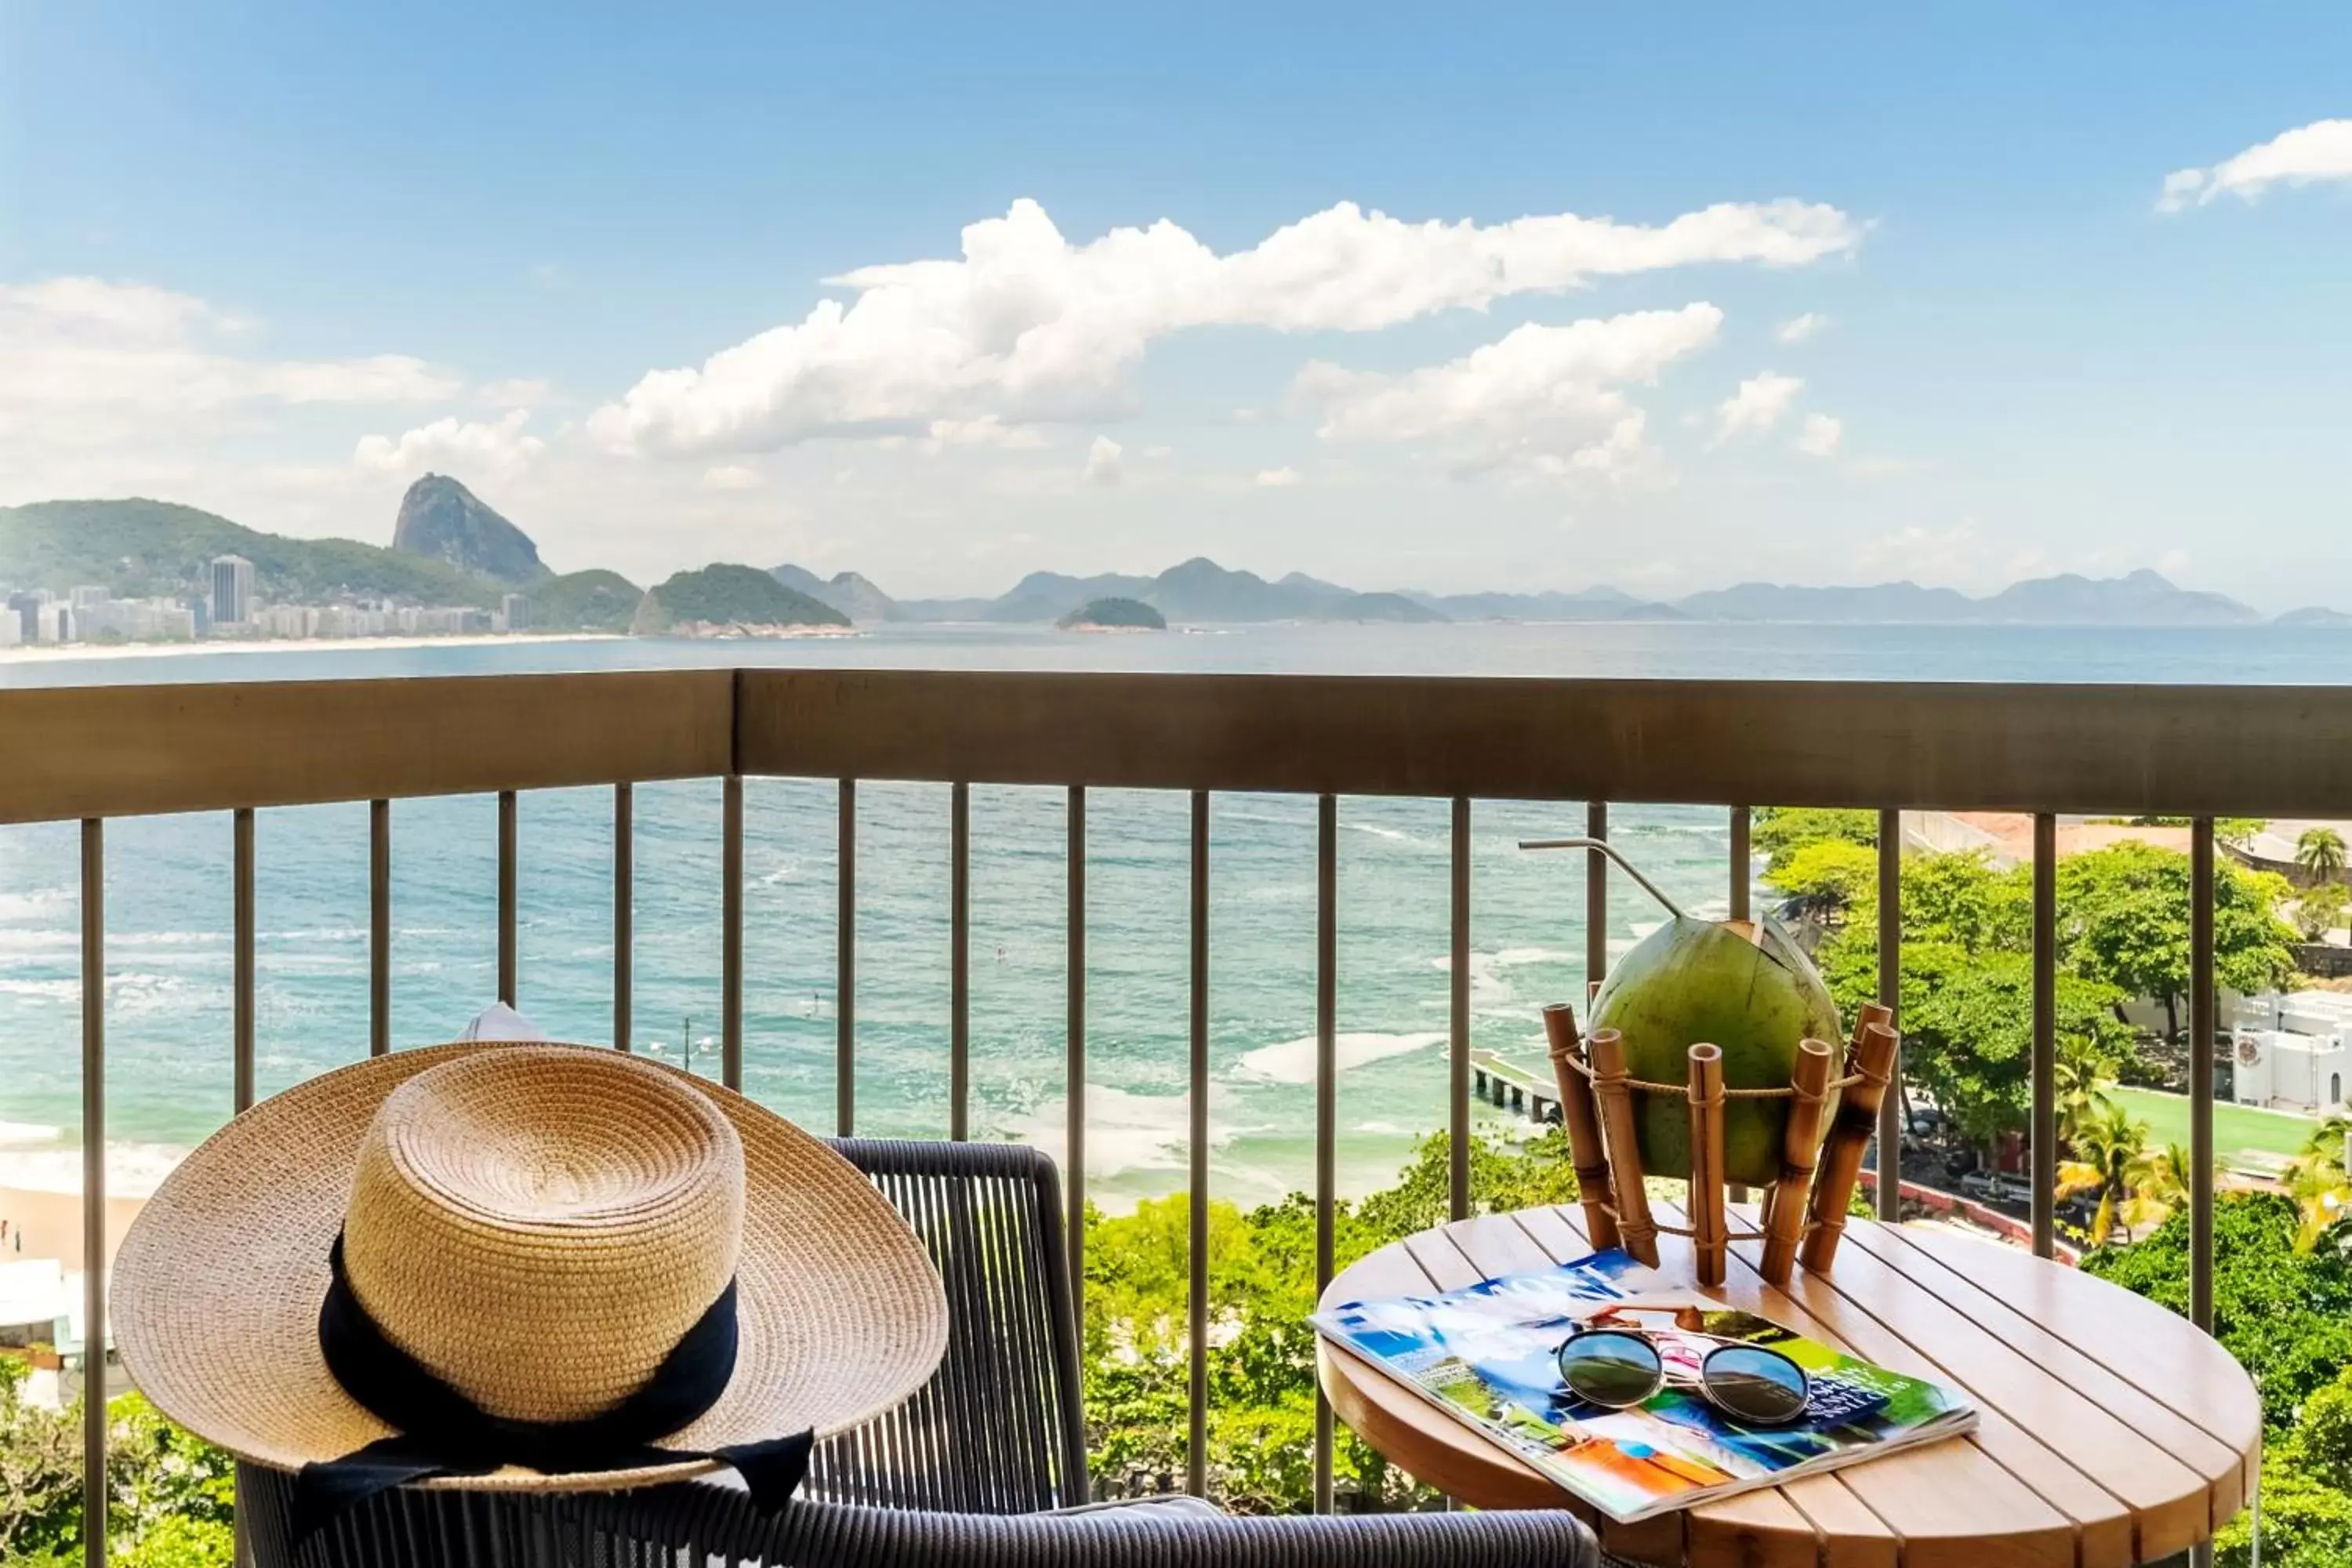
[0,670,734,824]
[6,665,2352,824]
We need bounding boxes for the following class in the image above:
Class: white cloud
[478,376,555,408]
[354,408,545,476]
[1298,306,1719,485]
[2158,118,2352,211]
[1714,372,1803,442]
[1795,412,1843,457]
[1254,466,1301,488]
[1774,312,1828,344]
[701,463,764,491]
[586,196,1859,457]
[1083,434,1123,486]
[0,278,458,423]
[921,415,1051,453]
[1306,305,1719,438]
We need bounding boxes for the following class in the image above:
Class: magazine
[1312,1250,1976,1520]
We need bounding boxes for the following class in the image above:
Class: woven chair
[238,1136,1600,1568]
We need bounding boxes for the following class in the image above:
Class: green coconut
[1588,915,1842,1187]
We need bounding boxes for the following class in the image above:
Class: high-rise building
[5,592,41,645]
[211,556,256,627]
[501,593,533,633]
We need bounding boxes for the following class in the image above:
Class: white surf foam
[1232,1029,1445,1085]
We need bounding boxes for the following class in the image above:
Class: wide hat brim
[112,1041,949,1492]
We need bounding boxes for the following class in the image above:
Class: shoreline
[0,631,626,664]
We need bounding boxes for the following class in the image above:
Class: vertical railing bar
[837,779,855,1136]
[233,808,255,1112]
[2031,812,2057,1257]
[1187,789,1209,1499]
[80,818,104,1568]
[1584,801,1608,989]
[2190,818,2216,1334]
[951,782,971,1142]
[1065,787,1087,1323]
[230,806,254,1568]
[1314,793,1338,1513]
[1450,797,1472,1221]
[498,788,517,1007]
[1875,808,1902,1221]
[722,775,743,1092]
[1729,805,1752,1203]
[614,782,633,1052]
[370,799,390,1057]
[1729,805,1751,923]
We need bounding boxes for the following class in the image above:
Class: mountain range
[772,556,2307,629]
[2,484,2345,633]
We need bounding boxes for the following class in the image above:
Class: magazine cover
[1312,1250,1976,1520]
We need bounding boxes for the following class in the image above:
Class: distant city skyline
[2,5,2348,608]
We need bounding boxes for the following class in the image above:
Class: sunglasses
[1555,1324,1812,1426]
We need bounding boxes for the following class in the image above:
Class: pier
[1470,1049,1561,1125]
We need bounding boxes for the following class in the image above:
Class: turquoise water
[5,621,2345,1210]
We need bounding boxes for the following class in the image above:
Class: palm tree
[2125,1140,2195,1232]
[2058,1103,2155,1245]
[2296,826,2347,884]
[2053,1037,2117,1146]
[2286,1111,2352,1250]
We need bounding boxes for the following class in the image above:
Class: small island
[1058,596,1167,632]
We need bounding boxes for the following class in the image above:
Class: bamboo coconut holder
[1544,1000,1898,1289]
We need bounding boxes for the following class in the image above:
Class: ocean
[4,620,2345,1214]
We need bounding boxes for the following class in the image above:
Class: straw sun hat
[112,1042,947,1537]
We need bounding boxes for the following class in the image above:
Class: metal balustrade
[6,664,2330,1565]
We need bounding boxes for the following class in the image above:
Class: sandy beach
[0,1185,148,1273]
[0,631,622,666]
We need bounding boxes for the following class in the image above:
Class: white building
[2231,991,2352,1112]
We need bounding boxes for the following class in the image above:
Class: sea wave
[0,1139,191,1197]
[1002,1082,1240,1181]
[1231,1029,1445,1084]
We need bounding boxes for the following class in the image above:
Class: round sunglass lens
[1557,1331,1664,1407]
[1702,1345,1809,1424]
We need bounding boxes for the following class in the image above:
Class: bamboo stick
[1543,1002,1620,1252]
[1800,1014,1900,1274]
[1687,1042,1727,1287]
[1586,1028,1659,1266]
[1760,1038,1837,1287]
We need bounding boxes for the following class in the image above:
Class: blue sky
[3,3,2348,607]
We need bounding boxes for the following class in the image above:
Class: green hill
[0,498,498,608]
[1058,596,1165,630]
[533,569,643,633]
[633,564,851,633]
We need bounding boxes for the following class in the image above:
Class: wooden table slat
[1319,1202,2250,1567]
[1614,1207,2078,1568]
[1882,1222,2264,1498]
[1766,1222,2219,1559]
[1687,1220,2141,1568]
[1830,1222,2242,1536]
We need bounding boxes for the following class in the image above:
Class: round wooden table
[1317,1202,2260,1568]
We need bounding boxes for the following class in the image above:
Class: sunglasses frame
[1554,1323,1813,1426]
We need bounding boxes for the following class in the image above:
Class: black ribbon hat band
[292,1234,811,1542]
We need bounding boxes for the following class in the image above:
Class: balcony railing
[9,665,2343,1559]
